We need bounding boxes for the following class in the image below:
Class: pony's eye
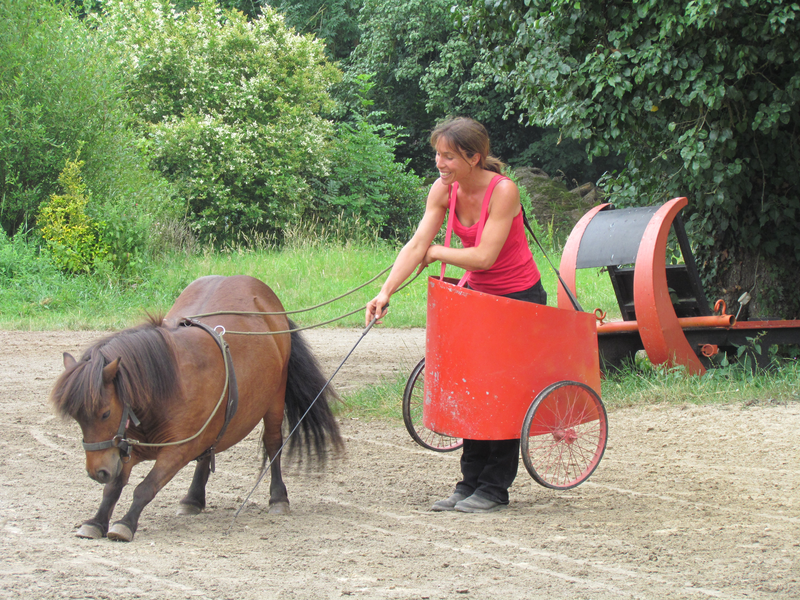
[101,410,111,420]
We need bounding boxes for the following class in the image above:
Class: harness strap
[520,208,584,312]
[439,183,458,282]
[82,404,141,454]
[183,318,240,472]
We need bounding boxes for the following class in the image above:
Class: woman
[365,117,546,513]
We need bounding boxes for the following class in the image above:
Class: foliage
[601,353,800,410]
[36,155,152,276]
[95,0,341,244]
[465,0,800,318]
[342,0,620,181]
[0,0,177,245]
[343,0,450,171]
[315,75,425,239]
[37,159,107,274]
[0,229,51,283]
[263,0,363,61]
[174,0,262,18]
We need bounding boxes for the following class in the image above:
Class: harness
[81,318,239,472]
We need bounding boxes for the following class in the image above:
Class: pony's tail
[282,321,344,464]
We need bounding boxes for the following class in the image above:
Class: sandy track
[1,328,798,600]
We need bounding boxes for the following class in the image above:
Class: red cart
[402,277,608,490]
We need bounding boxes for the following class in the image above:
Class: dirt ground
[1,327,798,600]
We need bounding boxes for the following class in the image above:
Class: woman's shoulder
[490,173,519,197]
[427,178,451,207]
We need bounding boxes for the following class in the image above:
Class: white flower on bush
[94,0,338,240]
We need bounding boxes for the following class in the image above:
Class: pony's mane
[51,314,180,420]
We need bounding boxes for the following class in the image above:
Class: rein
[82,319,237,470]
[80,266,420,466]
[183,267,422,335]
[226,309,386,533]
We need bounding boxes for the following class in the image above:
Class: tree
[263,0,363,61]
[345,0,617,181]
[96,0,341,242]
[465,0,800,318]
[95,0,424,244]
[0,0,174,258]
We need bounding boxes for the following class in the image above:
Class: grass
[601,356,800,410]
[2,235,797,419]
[336,377,407,421]
[0,236,622,330]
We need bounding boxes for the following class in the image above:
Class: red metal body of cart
[402,277,609,490]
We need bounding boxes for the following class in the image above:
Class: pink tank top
[441,175,540,295]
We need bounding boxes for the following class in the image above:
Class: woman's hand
[365,291,391,327]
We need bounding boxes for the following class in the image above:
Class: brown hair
[430,117,505,174]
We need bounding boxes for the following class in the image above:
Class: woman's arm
[365,181,449,324]
[422,178,519,272]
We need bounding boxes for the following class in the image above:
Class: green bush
[96,0,341,244]
[315,75,425,240]
[0,229,49,283]
[0,0,178,249]
[37,159,107,274]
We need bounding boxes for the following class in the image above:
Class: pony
[50,275,343,542]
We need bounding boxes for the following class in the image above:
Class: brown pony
[51,275,342,542]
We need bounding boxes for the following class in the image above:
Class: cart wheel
[402,358,463,452]
[521,381,607,490]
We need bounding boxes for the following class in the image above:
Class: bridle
[80,318,238,468]
[81,403,142,461]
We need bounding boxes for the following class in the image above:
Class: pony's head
[50,320,180,484]
[53,352,128,483]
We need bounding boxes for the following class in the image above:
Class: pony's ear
[102,357,122,384]
[63,353,77,370]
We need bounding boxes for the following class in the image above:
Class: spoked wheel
[402,358,463,452]
[521,381,608,490]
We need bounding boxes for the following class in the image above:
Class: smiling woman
[365,116,547,513]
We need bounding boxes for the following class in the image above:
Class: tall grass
[0,230,621,330]
[3,231,796,419]
[601,356,800,410]
[335,356,800,421]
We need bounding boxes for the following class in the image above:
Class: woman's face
[435,139,476,185]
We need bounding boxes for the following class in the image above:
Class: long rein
[117,265,420,456]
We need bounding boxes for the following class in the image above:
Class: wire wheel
[521,381,607,490]
[402,358,463,452]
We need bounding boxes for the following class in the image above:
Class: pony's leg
[177,455,212,515]
[262,423,290,515]
[76,459,136,539]
[108,450,188,542]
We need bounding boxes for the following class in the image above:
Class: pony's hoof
[76,523,104,539]
[107,522,134,542]
[176,503,203,516]
[269,502,290,515]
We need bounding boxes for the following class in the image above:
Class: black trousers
[454,279,547,504]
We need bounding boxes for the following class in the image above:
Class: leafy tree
[344,0,450,171]
[466,0,800,318]
[96,0,341,243]
[315,74,424,238]
[96,0,424,244]
[345,0,618,181]
[0,0,174,258]
[181,0,262,18]
[263,0,362,61]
